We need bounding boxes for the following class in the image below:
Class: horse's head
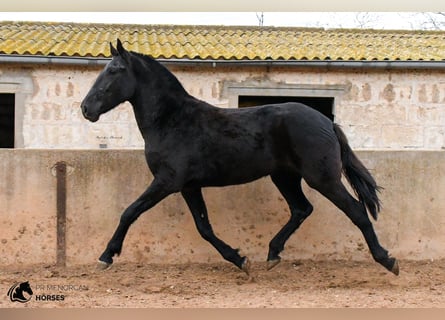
[81,39,137,122]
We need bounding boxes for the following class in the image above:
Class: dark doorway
[0,93,15,148]
[238,95,334,121]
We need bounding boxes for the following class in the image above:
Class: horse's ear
[116,39,126,55]
[110,42,118,57]
[116,38,130,61]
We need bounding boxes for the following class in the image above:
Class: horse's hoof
[241,257,251,276]
[391,259,399,276]
[267,258,281,271]
[97,260,112,271]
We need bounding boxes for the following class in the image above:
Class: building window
[0,93,15,148]
[223,81,347,122]
[238,95,334,121]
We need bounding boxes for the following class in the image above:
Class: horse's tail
[333,124,382,220]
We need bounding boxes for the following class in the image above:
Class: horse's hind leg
[181,188,251,276]
[267,172,313,270]
[311,178,398,275]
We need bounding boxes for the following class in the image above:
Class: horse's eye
[109,65,124,74]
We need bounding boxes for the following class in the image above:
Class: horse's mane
[129,50,156,65]
[129,51,188,95]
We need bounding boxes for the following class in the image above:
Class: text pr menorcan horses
[81,39,399,276]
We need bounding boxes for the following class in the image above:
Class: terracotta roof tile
[1,21,445,61]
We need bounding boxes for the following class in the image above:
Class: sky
[1,12,444,30]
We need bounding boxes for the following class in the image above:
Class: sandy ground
[1,259,444,308]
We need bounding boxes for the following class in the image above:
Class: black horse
[81,39,399,276]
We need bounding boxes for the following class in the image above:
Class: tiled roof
[1,21,445,61]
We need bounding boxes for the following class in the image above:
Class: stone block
[381,125,424,149]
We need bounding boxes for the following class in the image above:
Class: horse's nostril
[80,103,99,122]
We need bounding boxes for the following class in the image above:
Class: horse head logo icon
[7,281,33,303]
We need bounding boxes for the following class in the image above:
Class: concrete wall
[2,63,445,150]
[1,150,444,267]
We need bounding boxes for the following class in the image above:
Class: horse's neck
[130,85,190,137]
[130,57,194,138]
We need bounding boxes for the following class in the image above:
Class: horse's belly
[199,152,275,187]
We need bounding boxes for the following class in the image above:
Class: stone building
[1,21,444,150]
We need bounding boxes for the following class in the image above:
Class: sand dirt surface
[1,259,444,308]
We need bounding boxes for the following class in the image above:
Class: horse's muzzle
[80,102,100,122]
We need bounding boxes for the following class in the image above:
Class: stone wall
[1,150,444,267]
[1,63,444,150]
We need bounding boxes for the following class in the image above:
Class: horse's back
[246,102,338,149]
[253,101,332,127]
[249,102,342,178]
[213,101,340,165]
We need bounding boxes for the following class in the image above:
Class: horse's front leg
[98,179,172,268]
[181,188,251,276]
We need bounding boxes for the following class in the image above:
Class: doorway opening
[0,93,15,148]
